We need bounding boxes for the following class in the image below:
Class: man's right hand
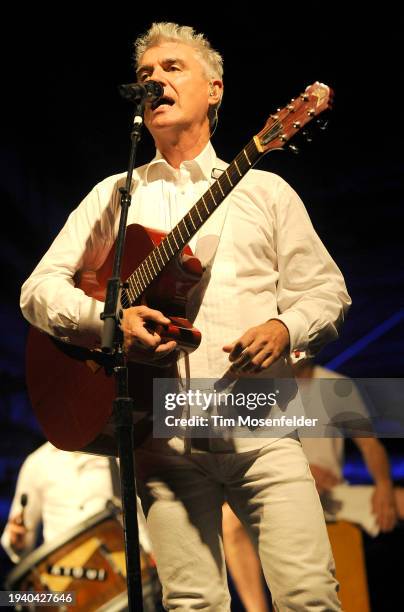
[309,464,341,495]
[120,306,177,364]
[8,513,27,552]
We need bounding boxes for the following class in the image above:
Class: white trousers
[135,437,341,611]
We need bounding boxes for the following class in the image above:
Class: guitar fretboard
[122,124,281,307]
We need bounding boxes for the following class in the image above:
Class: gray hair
[134,22,223,131]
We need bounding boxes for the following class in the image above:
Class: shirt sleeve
[271,178,351,357]
[1,455,43,563]
[20,178,121,348]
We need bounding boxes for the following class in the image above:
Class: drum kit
[4,504,161,611]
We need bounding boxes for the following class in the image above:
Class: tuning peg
[302,130,313,143]
[316,119,329,131]
[289,144,299,154]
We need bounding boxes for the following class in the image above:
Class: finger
[383,519,394,532]
[142,309,171,325]
[382,508,397,532]
[134,306,171,324]
[131,328,162,350]
[383,514,395,532]
[261,352,278,369]
[317,470,337,490]
[124,317,164,349]
[319,478,332,492]
[326,473,340,487]
[154,341,177,355]
[227,329,257,361]
[246,347,274,372]
[379,514,389,532]
[230,348,253,370]
[228,341,246,362]
[223,342,235,354]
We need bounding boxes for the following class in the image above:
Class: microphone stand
[100,93,147,612]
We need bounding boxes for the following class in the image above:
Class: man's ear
[208,80,223,105]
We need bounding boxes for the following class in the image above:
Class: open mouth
[151,96,175,111]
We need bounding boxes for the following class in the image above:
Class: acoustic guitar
[26,82,333,455]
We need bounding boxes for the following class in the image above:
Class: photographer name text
[164,415,318,428]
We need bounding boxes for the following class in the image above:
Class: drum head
[5,507,115,590]
[5,505,161,610]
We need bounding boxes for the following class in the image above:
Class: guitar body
[26,224,203,455]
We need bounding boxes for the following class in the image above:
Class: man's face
[137,41,215,138]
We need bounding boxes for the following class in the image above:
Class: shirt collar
[144,140,217,185]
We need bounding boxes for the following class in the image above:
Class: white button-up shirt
[20,142,351,451]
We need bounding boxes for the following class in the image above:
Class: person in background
[220,362,404,609]
[295,360,403,536]
[1,442,150,563]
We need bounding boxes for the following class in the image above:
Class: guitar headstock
[254,82,334,153]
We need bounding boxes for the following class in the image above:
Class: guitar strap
[194,165,231,265]
[185,163,232,323]
[183,164,232,452]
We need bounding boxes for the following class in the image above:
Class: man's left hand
[222,320,290,374]
[372,481,398,532]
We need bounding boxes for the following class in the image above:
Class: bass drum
[5,507,161,611]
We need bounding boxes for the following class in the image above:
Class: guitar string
[120,111,293,309]
[119,140,253,310]
[119,102,308,310]
[121,135,261,309]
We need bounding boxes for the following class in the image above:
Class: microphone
[119,80,163,103]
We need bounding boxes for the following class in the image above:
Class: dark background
[1,9,403,610]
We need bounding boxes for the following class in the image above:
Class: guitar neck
[124,80,332,303]
[126,137,267,302]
